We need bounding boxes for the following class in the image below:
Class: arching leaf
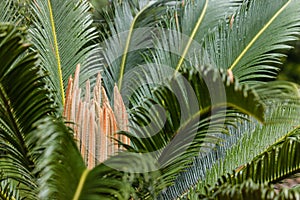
[204,0,300,83]
[0,1,20,23]
[0,23,57,199]
[118,67,266,198]
[100,0,170,96]
[29,0,101,108]
[201,178,300,200]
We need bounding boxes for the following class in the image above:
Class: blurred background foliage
[279,41,300,84]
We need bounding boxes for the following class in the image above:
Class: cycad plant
[1,0,300,199]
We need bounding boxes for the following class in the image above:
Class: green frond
[160,117,257,199]
[191,94,300,195]
[0,1,20,23]
[204,0,300,84]
[0,178,21,200]
[213,137,300,187]
[118,67,267,198]
[175,0,243,71]
[142,0,243,82]
[27,117,86,199]
[253,81,300,102]
[100,0,169,96]
[29,0,101,108]
[100,0,243,101]
[161,80,300,199]
[200,178,300,200]
[0,23,57,198]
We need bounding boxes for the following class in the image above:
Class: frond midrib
[228,0,291,71]
[72,168,90,200]
[175,0,208,72]
[118,3,150,90]
[47,0,65,105]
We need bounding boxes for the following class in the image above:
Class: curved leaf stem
[72,168,90,200]
[118,3,150,90]
[175,0,208,72]
[47,0,65,105]
[228,0,291,71]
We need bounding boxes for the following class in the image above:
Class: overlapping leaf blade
[29,0,101,107]
[119,67,267,198]
[204,0,300,83]
[0,23,56,199]
[0,0,20,23]
[29,116,159,199]
[190,94,300,195]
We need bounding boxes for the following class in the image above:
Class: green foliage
[1,0,300,199]
[28,117,136,199]
[200,179,300,200]
[0,178,21,200]
[0,23,57,199]
[29,0,101,108]
[204,0,300,84]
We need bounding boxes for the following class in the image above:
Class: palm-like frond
[161,116,258,199]
[214,136,300,186]
[159,80,300,199]
[120,0,244,108]
[186,95,300,196]
[0,1,20,23]
[200,178,300,200]
[118,67,267,197]
[0,177,21,200]
[0,23,57,198]
[183,135,300,199]
[100,0,170,96]
[142,0,242,75]
[204,0,300,83]
[28,117,86,199]
[29,0,101,107]
[173,0,243,71]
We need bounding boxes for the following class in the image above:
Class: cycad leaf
[161,116,257,199]
[204,0,300,83]
[28,117,86,199]
[0,1,20,23]
[214,137,300,188]
[100,0,170,95]
[159,79,300,199]
[0,178,21,200]
[0,23,57,198]
[29,0,100,107]
[175,0,243,71]
[200,178,300,200]
[144,0,242,77]
[126,0,243,107]
[120,67,266,197]
[193,94,300,195]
